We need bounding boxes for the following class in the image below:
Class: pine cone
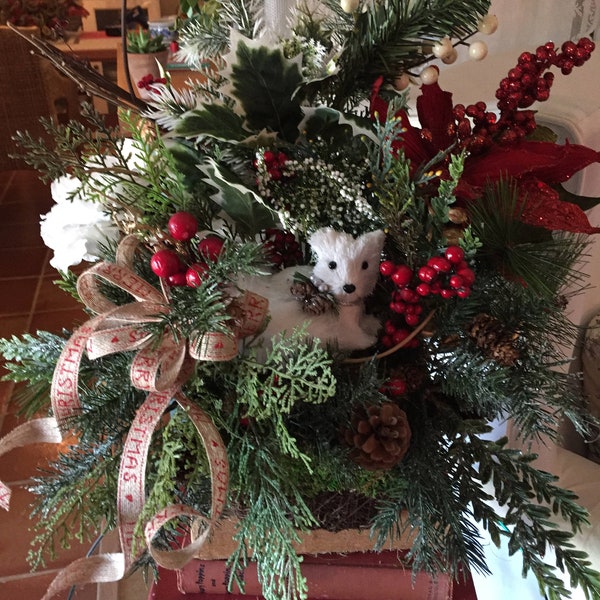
[290,280,335,315]
[343,403,411,470]
[468,313,520,367]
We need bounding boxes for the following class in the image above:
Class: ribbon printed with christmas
[0,235,269,598]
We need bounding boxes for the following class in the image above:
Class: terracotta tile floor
[0,171,147,600]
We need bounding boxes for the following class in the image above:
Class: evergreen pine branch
[321,0,490,108]
[469,435,600,600]
[470,180,589,299]
[371,406,491,578]
[27,438,121,569]
[177,0,262,69]
[0,331,67,417]
[10,103,121,181]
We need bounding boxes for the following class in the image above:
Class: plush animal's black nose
[343,283,356,294]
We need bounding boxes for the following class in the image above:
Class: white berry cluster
[255,151,378,236]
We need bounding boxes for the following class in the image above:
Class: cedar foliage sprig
[27,438,121,569]
[0,331,67,417]
[227,432,317,600]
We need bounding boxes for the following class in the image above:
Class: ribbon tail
[0,418,63,510]
[40,553,126,600]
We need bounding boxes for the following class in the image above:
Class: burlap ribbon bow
[0,235,269,599]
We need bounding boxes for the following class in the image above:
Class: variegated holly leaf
[299,106,378,145]
[175,103,248,143]
[221,31,304,143]
[201,157,279,237]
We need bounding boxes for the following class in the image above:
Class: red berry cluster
[149,211,225,288]
[137,73,168,91]
[415,246,474,299]
[452,38,595,152]
[262,228,303,268]
[260,150,289,181]
[379,246,474,349]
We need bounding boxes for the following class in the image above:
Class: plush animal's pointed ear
[308,227,337,257]
[360,230,386,253]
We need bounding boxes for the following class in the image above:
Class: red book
[176,551,453,600]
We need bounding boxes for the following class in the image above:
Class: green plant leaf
[221,31,304,142]
[200,157,278,236]
[175,103,248,142]
[299,106,378,144]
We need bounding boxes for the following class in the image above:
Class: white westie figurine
[241,227,385,351]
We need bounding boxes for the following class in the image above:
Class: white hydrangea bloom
[40,176,121,272]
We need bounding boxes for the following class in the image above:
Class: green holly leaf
[221,31,304,143]
[200,157,278,237]
[299,106,378,145]
[175,103,248,142]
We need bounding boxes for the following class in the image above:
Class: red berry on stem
[381,335,394,348]
[198,236,225,261]
[391,264,413,287]
[449,274,464,289]
[428,256,452,273]
[150,249,182,278]
[444,245,465,264]
[379,260,396,277]
[186,262,209,287]
[168,211,198,242]
[416,283,431,296]
[405,313,420,327]
[384,320,397,335]
[417,265,437,283]
[457,267,475,286]
[382,378,407,397]
[392,329,410,345]
[167,272,187,287]
[457,287,471,299]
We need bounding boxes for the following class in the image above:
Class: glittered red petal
[519,178,600,234]
[463,141,600,188]
[416,81,455,153]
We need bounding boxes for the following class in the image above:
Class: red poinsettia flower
[370,76,600,234]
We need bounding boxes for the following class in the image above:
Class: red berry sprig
[261,150,289,181]
[452,38,595,152]
[379,377,408,398]
[150,210,226,288]
[168,211,198,242]
[416,246,474,300]
[263,228,303,268]
[150,248,183,279]
[379,246,474,347]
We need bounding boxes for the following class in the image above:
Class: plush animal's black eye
[328,261,337,270]
[361,261,369,270]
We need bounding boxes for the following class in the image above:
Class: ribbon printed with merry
[0,235,269,598]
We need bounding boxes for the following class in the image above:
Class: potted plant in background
[0,0,88,39]
[126,28,169,98]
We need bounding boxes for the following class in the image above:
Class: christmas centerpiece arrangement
[2,1,600,599]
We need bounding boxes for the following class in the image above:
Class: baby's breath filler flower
[255,147,379,235]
